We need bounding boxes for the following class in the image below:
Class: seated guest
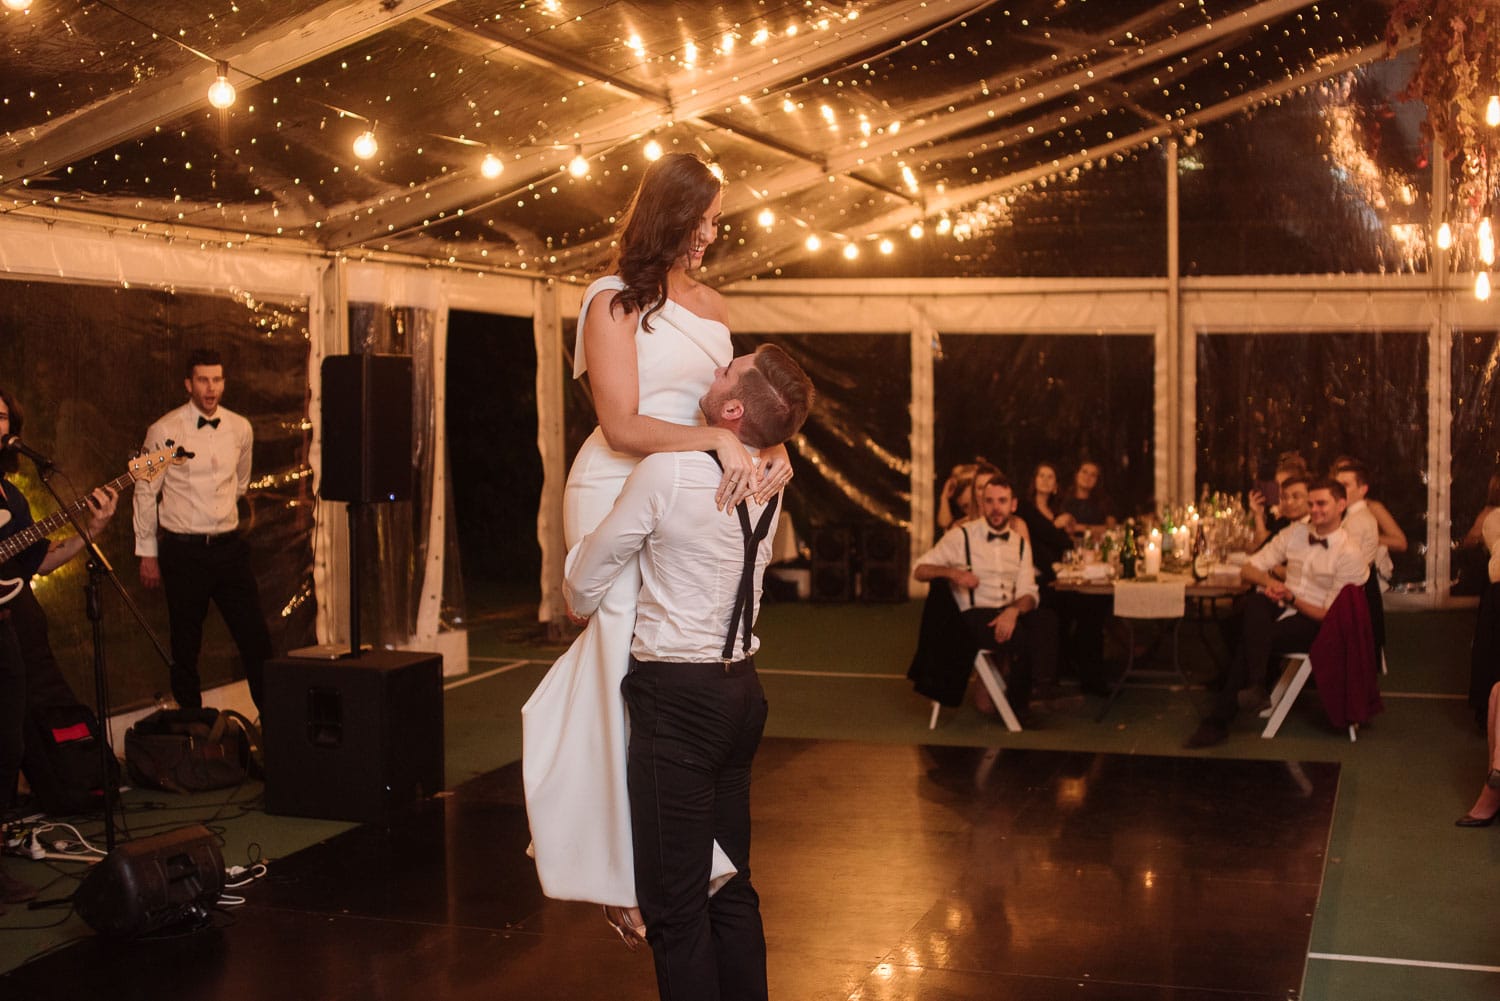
[1060,460,1115,536]
[936,462,978,533]
[1456,682,1500,827]
[911,476,1043,720]
[1333,457,1408,569]
[1185,479,1368,748]
[1017,463,1073,580]
[1250,475,1310,551]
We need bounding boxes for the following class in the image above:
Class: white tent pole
[909,306,936,596]
[312,257,350,646]
[1165,137,1183,507]
[1428,137,1451,602]
[534,282,567,626]
[414,295,451,641]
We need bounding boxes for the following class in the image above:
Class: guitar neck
[0,471,133,563]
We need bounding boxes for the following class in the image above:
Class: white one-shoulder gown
[522,276,738,907]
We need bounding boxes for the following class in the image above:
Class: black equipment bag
[124,708,262,794]
[21,702,119,816]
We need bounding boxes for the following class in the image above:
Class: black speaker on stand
[859,522,909,602]
[810,524,853,602]
[321,353,414,504]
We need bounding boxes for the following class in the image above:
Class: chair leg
[1380,650,1388,676]
[929,700,941,730]
[1348,724,1358,742]
[1095,620,1136,722]
[974,653,1022,733]
[1261,655,1312,738]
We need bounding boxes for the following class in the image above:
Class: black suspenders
[708,453,780,665]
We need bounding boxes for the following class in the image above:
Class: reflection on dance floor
[1,740,1337,1001]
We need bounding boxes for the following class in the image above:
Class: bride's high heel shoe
[603,905,647,951]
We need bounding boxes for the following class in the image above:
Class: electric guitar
[0,442,189,606]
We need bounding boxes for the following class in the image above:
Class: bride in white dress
[522,153,793,945]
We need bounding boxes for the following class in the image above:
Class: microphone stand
[31,460,172,853]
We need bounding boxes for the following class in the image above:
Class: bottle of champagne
[1192,522,1211,581]
[1121,521,1138,579]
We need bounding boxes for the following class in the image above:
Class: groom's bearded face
[699,354,756,424]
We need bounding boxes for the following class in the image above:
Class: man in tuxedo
[1186,479,1368,748]
[133,349,272,710]
[912,475,1042,717]
[564,344,814,1001]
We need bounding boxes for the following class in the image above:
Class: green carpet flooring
[1,599,1496,999]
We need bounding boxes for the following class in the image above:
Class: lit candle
[1144,542,1161,576]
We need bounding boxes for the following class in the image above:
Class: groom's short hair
[734,344,814,448]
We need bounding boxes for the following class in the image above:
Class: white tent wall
[0,209,1488,703]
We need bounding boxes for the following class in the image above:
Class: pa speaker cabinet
[320,353,414,503]
[75,824,224,938]
[810,524,853,602]
[859,522,909,602]
[264,651,444,825]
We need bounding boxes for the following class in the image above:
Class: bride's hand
[752,443,794,504]
[714,429,757,512]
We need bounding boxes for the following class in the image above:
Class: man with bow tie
[1185,478,1368,748]
[913,475,1041,717]
[133,349,272,711]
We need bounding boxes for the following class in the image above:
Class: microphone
[0,434,56,471]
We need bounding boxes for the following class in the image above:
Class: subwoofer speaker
[74,824,225,938]
[860,523,909,602]
[320,353,414,503]
[810,524,853,602]
[263,651,444,826]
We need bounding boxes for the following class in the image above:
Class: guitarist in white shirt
[0,386,116,909]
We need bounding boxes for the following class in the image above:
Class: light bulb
[207,61,236,110]
[936,216,952,235]
[1488,95,1500,128]
[643,139,662,162]
[480,153,504,179]
[1477,271,1491,302]
[842,243,859,260]
[352,130,378,159]
[804,234,821,252]
[1436,221,1453,250]
[721,32,735,54]
[707,162,724,181]
[2,0,34,11]
[568,148,588,177]
[1481,217,1495,266]
[756,207,775,228]
[909,222,925,239]
[879,239,894,255]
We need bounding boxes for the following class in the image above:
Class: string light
[568,147,589,177]
[2,0,34,11]
[879,238,894,255]
[1488,95,1500,128]
[207,61,236,110]
[1481,217,1495,267]
[352,129,378,160]
[480,153,504,179]
[1436,221,1453,250]
[936,216,953,235]
[909,222,925,239]
[707,162,724,181]
[842,242,859,260]
[1477,272,1492,302]
[643,138,663,162]
[804,234,821,251]
[756,208,775,228]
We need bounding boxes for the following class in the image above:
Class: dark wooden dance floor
[1,739,1339,1000]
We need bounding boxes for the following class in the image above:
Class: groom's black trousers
[622,656,769,1001]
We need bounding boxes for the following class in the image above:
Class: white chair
[1258,652,1358,742]
[928,650,1023,732]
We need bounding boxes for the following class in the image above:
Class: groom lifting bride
[563,344,814,1001]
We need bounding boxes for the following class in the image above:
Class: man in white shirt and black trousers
[133,348,273,711]
[1185,478,1368,748]
[564,344,814,1001]
[912,475,1041,719]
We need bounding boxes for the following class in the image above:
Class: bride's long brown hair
[610,153,722,331]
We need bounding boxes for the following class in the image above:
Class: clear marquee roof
[0,0,1425,283]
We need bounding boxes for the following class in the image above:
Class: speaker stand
[345,501,362,660]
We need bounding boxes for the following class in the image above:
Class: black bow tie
[1307,533,1328,549]
[198,416,220,429]
[987,531,1010,543]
